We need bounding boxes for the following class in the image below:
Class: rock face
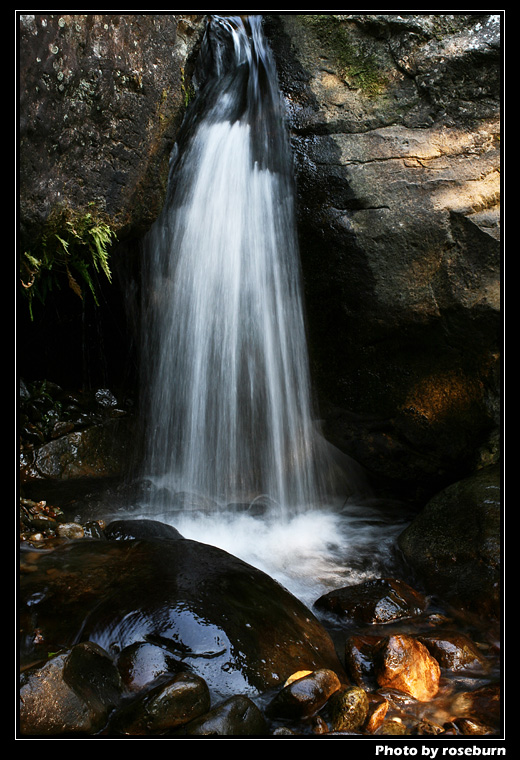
[20,379,135,484]
[19,13,205,247]
[265,14,501,499]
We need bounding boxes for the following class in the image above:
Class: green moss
[299,14,388,97]
[20,205,117,319]
[180,67,195,107]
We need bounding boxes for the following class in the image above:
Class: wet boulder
[105,518,184,542]
[20,642,123,735]
[418,631,489,673]
[314,577,428,625]
[364,694,389,733]
[110,671,211,735]
[326,684,370,732]
[376,719,409,736]
[20,418,135,482]
[267,14,501,502]
[344,634,382,690]
[116,641,189,693]
[179,694,268,736]
[265,668,342,720]
[19,523,346,701]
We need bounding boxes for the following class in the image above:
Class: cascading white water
[140,15,353,516]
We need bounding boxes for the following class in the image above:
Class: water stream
[139,15,357,525]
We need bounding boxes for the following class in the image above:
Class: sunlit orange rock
[375,634,441,702]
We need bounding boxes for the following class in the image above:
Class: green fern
[21,211,116,319]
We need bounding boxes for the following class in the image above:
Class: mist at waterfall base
[134,15,407,609]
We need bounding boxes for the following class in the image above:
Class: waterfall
[139,15,353,517]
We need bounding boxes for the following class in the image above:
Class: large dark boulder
[19,523,347,700]
[397,464,501,618]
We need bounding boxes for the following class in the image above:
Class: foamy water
[131,501,409,609]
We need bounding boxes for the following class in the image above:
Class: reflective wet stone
[111,672,211,735]
[418,631,489,672]
[314,578,428,625]
[266,668,342,721]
